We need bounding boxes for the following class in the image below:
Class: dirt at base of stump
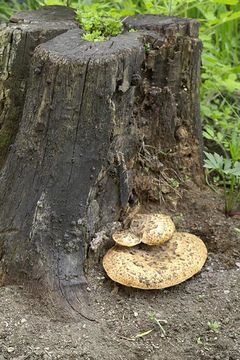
[0,186,239,360]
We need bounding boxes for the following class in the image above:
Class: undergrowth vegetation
[1,0,240,212]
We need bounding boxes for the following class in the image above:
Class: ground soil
[0,185,239,360]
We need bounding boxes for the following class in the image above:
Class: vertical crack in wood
[67,58,91,186]
[40,65,60,167]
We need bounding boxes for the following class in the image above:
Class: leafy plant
[204,151,240,214]
[196,336,204,345]
[207,320,221,333]
[203,126,240,160]
[76,3,124,41]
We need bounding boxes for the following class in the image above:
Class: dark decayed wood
[0,6,77,168]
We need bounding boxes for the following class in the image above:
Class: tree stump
[0,8,203,317]
[0,6,77,168]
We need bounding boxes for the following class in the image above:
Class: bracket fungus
[103,214,208,290]
[112,230,141,247]
[130,213,175,246]
[112,213,175,247]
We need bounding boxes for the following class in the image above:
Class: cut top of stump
[36,29,145,64]
[123,14,199,37]
[10,5,77,24]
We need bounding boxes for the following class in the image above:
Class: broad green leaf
[224,78,240,91]
[223,158,232,171]
[204,152,224,170]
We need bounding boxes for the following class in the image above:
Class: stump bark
[0,7,203,316]
[0,6,77,168]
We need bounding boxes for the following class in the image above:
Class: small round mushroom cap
[130,213,175,245]
[103,232,208,289]
[112,230,141,247]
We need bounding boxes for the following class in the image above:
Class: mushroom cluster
[103,214,208,290]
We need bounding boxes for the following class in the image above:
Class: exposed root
[58,283,97,322]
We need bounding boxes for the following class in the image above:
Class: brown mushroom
[103,232,208,289]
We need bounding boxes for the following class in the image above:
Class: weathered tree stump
[0,6,77,168]
[0,7,203,316]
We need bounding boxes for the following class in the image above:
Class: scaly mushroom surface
[112,230,141,247]
[130,213,175,245]
[103,232,208,289]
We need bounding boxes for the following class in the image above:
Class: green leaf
[204,152,224,171]
[214,0,238,4]
[223,158,232,172]
[229,133,240,161]
[232,162,240,176]
[224,78,240,92]
[203,127,215,140]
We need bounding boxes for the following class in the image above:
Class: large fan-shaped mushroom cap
[103,232,207,289]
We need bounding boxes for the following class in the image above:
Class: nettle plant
[204,150,240,216]
[203,101,240,216]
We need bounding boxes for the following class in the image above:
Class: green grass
[0,0,42,22]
